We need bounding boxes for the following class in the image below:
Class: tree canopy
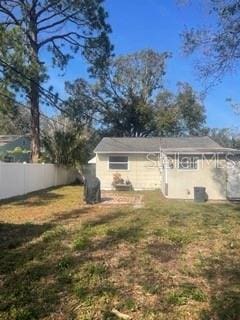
[64,49,207,138]
[0,104,30,135]
[154,83,206,136]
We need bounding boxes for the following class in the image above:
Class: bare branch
[35,1,59,20]
[38,5,71,25]
[0,3,22,26]
[51,40,69,64]
[38,12,79,32]
[38,31,96,48]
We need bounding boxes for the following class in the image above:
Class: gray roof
[0,135,26,147]
[94,136,238,154]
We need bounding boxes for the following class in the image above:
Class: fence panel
[0,163,77,200]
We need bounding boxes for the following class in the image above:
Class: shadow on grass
[0,222,52,250]
[0,187,65,207]
[0,206,133,320]
[50,207,128,226]
[1,191,240,319]
[13,192,64,207]
[0,220,79,319]
[86,210,128,227]
[50,207,91,223]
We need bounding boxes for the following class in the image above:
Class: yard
[0,186,240,320]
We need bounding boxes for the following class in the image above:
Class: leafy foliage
[65,50,206,137]
[154,83,206,136]
[0,103,30,135]
[42,127,85,166]
[65,49,169,137]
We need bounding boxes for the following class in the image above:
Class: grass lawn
[0,186,240,320]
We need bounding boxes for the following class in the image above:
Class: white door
[227,165,240,199]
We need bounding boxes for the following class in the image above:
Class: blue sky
[46,0,240,129]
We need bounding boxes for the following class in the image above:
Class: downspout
[163,153,168,197]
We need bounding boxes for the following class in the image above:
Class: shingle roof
[0,135,23,147]
[94,136,238,153]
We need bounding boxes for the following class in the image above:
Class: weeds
[74,235,91,250]
[166,284,207,305]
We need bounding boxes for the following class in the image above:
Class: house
[0,135,31,162]
[94,136,240,200]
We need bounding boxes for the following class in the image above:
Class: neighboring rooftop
[94,136,238,153]
[0,135,22,147]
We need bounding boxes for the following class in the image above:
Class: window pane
[109,156,128,163]
[109,162,128,170]
[179,156,197,170]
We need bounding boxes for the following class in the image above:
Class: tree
[208,127,240,148]
[0,81,31,134]
[154,90,181,136]
[65,49,170,137]
[99,49,170,136]
[154,83,206,136]
[0,0,112,162]
[64,79,99,129]
[42,119,85,166]
[41,115,99,165]
[182,0,240,79]
[0,104,30,135]
[65,50,206,137]
[175,83,206,135]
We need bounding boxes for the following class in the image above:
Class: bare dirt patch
[100,191,144,207]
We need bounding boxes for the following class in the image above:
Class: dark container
[84,176,101,204]
[194,187,207,202]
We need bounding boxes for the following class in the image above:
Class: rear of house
[94,136,240,200]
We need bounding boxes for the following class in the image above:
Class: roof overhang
[95,151,161,154]
[162,148,240,155]
[95,149,240,155]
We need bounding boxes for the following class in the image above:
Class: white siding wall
[164,156,227,200]
[96,153,161,190]
[0,163,77,200]
[96,153,229,200]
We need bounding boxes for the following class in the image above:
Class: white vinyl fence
[0,162,77,200]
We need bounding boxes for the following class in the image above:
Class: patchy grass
[0,186,240,319]
[74,235,91,250]
[166,283,207,306]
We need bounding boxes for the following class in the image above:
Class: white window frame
[178,155,198,171]
[108,155,129,171]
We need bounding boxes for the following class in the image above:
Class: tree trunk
[30,80,40,163]
[29,4,40,163]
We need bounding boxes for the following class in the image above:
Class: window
[109,156,128,170]
[178,156,198,170]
